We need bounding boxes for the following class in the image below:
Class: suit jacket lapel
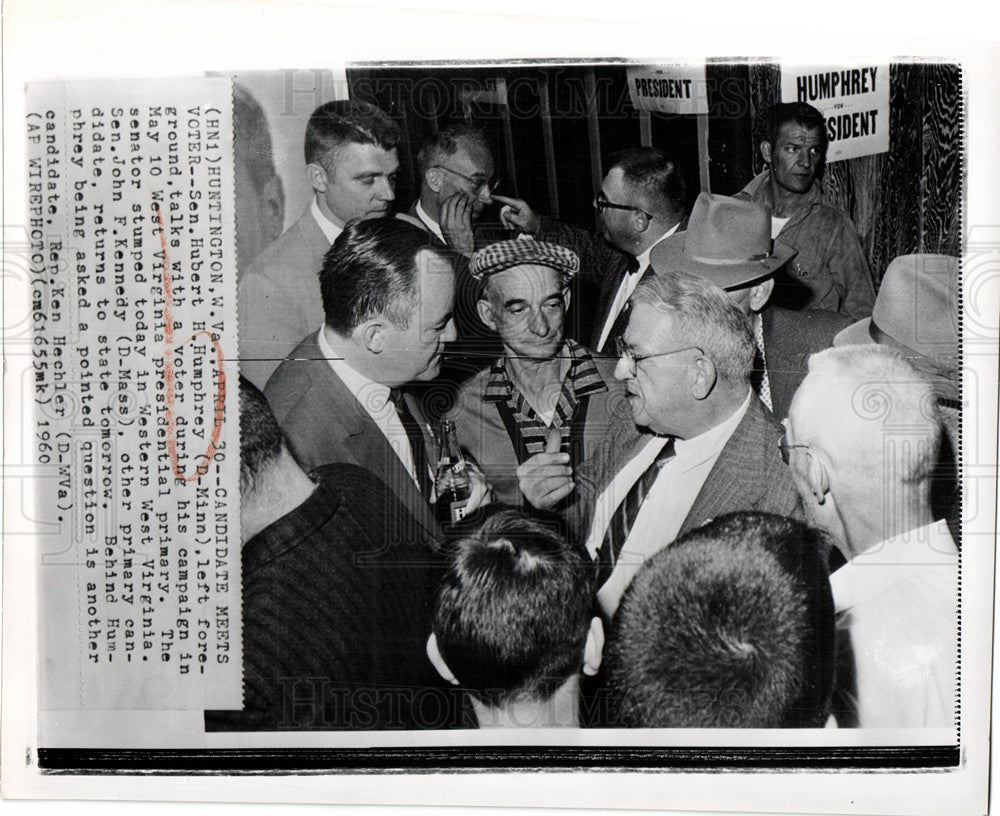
[681,397,776,536]
[589,257,630,349]
[317,357,441,543]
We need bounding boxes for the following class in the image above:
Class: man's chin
[415,357,443,381]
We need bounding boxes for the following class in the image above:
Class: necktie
[750,315,773,412]
[596,438,676,582]
[388,388,433,497]
[603,256,642,350]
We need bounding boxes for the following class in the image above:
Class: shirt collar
[482,340,606,403]
[415,200,446,244]
[830,519,958,613]
[634,220,682,270]
[673,389,752,463]
[316,327,391,411]
[311,196,345,245]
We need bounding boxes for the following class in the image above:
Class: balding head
[785,344,941,555]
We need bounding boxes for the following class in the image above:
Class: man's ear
[631,209,651,235]
[426,633,460,686]
[476,298,499,332]
[306,162,329,194]
[358,320,386,353]
[425,167,444,194]
[561,286,572,313]
[804,449,831,504]
[760,141,773,166]
[582,616,604,677]
[690,353,718,400]
[749,278,776,312]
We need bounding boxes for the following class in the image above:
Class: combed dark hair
[608,146,686,218]
[320,217,452,335]
[238,375,286,495]
[763,101,829,152]
[606,511,836,728]
[415,123,491,180]
[432,509,594,709]
[304,99,400,168]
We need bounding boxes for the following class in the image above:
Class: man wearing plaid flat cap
[651,193,852,420]
[445,240,627,506]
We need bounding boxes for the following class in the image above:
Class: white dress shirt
[770,214,792,239]
[587,391,752,617]
[415,200,447,245]
[595,222,681,352]
[316,328,427,489]
[310,196,345,246]
[830,519,958,728]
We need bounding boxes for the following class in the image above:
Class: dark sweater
[206,463,465,731]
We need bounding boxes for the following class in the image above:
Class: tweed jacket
[567,392,803,549]
[447,346,628,506]
[760,305,853,420]
[264,332,441,545]
[205,464,463,731]
[238,206,332,388]
[736,171,875,320]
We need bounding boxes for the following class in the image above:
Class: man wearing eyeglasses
[493,147,688,354]
[650,193,852,420]
[781,345,957,728]
[518,271,801,618]
[587,147,688,353]
[406,124,501,255]
[402,124,524,382]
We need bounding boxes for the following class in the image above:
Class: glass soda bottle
[435,419,472,524]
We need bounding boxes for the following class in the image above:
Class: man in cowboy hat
[446,239,627,506]
[832,253,961,541]
[651,192,853,419]
[518,270,801,618]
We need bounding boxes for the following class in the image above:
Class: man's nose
[477,186,492,205]
[378,177,395,201]
[441,317,458,343]
[529,309,549,336]
[613,354,631,381]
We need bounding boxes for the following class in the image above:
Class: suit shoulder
[769,305,853,342]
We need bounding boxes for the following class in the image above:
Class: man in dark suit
[239,100,400,388]
[205,377,464,731]
[400,124,510,381]
[518,271,801,618]
[264,218,490,545]
[500,147,687,354]
[651,193,852,420]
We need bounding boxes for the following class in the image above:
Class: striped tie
[596,438,676,583]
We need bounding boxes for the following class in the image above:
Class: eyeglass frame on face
[777,431,810,465]
[614,335,703,377]
[432,165,500,195]
[593,191,654,220]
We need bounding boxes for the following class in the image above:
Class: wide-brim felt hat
[650,192,796,289]
[835,253,960,400]
[469,239,580,283]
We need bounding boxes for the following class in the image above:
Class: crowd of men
[207,93,960,732]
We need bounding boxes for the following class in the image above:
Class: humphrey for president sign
[781,64,889,162]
